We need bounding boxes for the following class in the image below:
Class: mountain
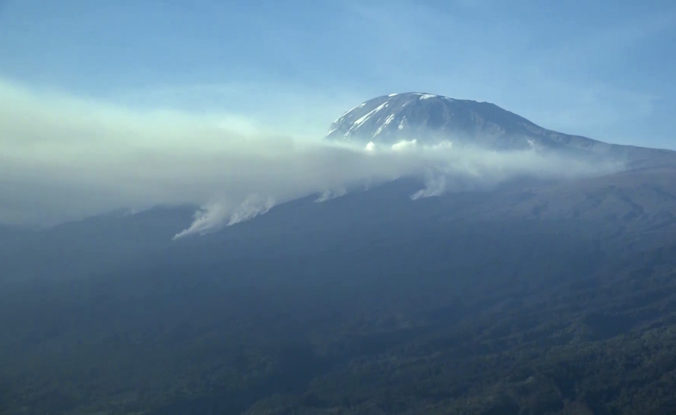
[1,96,676,414]
[327,92,675,168]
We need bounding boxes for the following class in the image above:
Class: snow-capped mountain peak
[327,92,598,151]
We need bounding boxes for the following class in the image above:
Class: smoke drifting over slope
[0,80,622,237]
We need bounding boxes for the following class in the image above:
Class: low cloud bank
[0,80,622,237]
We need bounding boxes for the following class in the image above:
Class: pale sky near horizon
[1,0,675,148]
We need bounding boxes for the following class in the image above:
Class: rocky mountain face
[327,92,675,168]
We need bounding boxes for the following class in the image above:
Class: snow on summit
[326,92,614,153]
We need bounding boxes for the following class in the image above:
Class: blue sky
[1,0,675,148]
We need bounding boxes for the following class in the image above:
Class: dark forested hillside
[2,168,676,414]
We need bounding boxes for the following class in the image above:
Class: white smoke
[173,194,276,239]
[0,80,623,237]
[314,187,348,203]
